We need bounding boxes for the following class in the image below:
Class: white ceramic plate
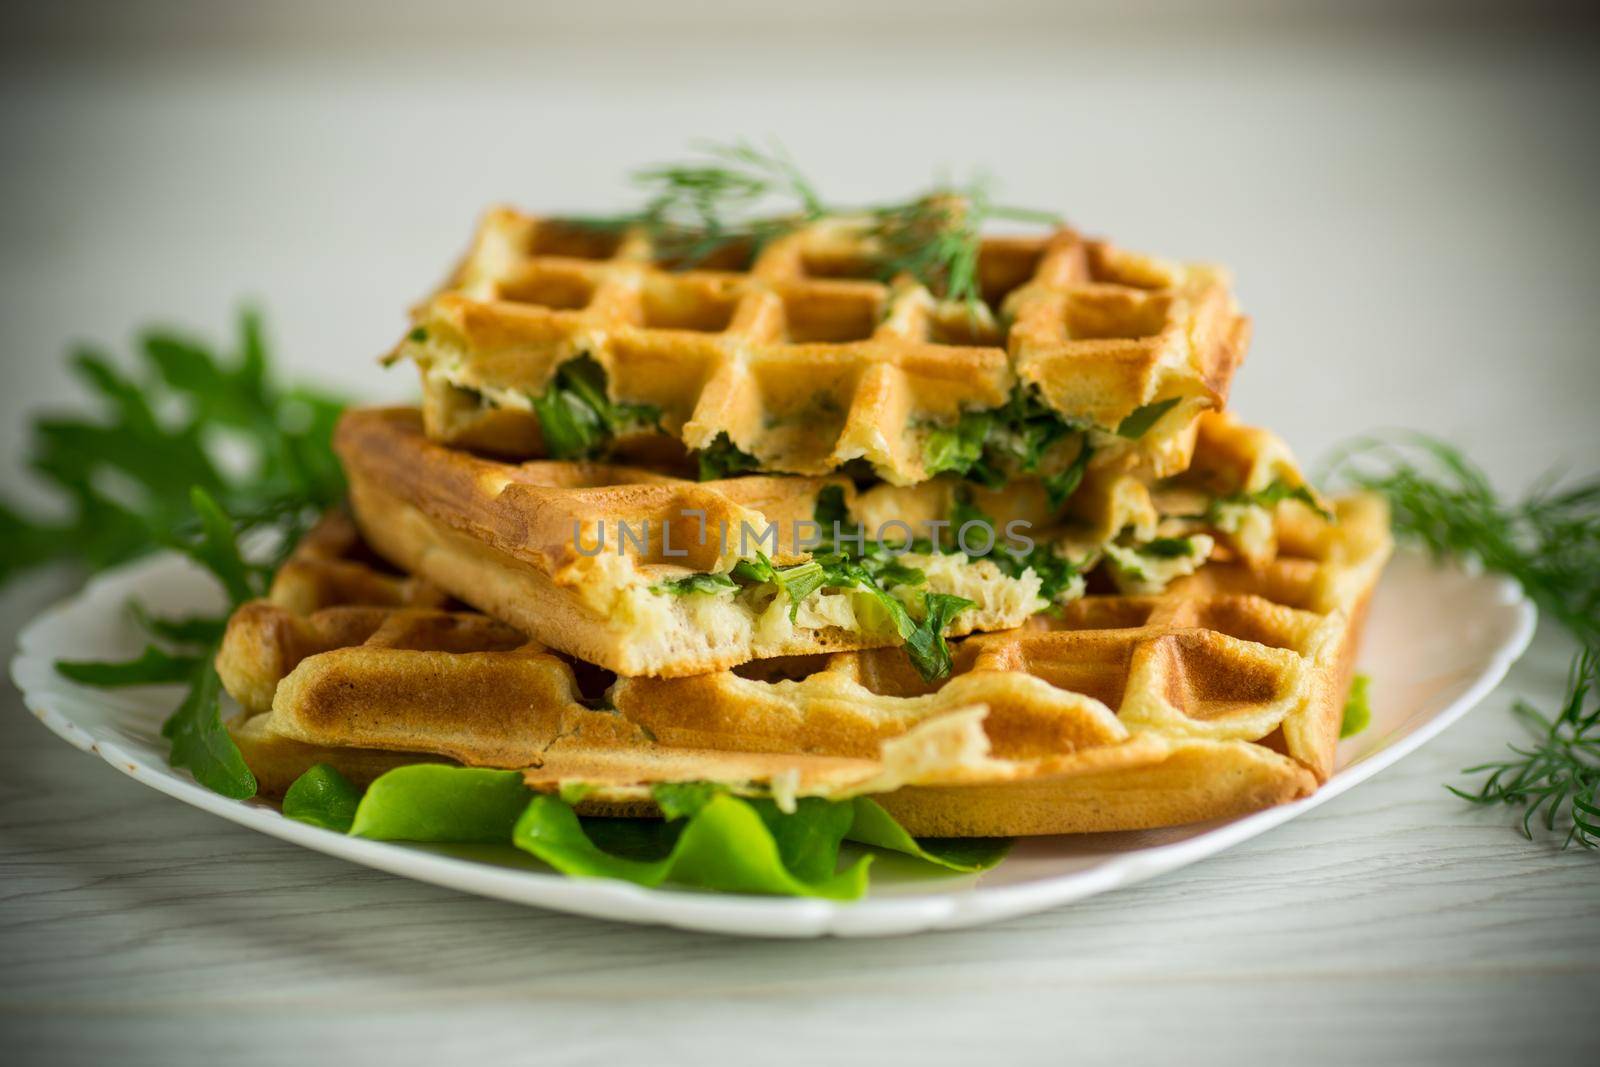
[10,548,1534,938]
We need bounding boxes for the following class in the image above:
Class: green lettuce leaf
[512,792,872,899]
[286,766,1014,898]
[282,763,362,832]
[1341,673,1373,739]
[349,765,531,843]
[846,797,1012,872]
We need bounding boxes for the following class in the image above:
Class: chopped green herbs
[1202,478,1331,523]
[1043,436,1094,509]
[296,765,1012,898]
[813,484,851,531]
[531,355,660,460]
[732,553,829,621]
[1326,433,1599,849]
[1140,537,1197,559]
[1340,674,1373,739]
[922,387,1093,502]
[923,410,995,482]
[654,572,739,596]
[943,492,1082,603]
[1115,397,1182,439]
[994,544,1081,603]
[653,490,978,680]
[696,433,762,480]
[902,593,974,682]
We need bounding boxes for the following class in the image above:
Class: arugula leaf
[923,390,1089,500]
[1115,397,1181,439]
[1340,673,1373,739]
[530,381,606,459]
[176,487,261,605]
[2,309,345,586]
[731,553,828,621]
[864,556,926,589]
[924,411,993,479]
[55,646,205,686]
[902,593,974,683]
[696,433,762,480]
[282,763,362,833]
[996,544,1081,603]
[349,765,532,843]
[943,491,1082,603]
[26,312,347,799]
[529,355,661,460]
[813,484,852,531]
[129,602,228,646]
[1043,436,1094,509]
[161,657,256,799]
[654,572,739,596]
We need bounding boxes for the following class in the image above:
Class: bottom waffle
[218,499,1390,836]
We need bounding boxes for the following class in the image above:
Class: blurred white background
[2,1,1597,500]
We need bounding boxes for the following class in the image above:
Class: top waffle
[390,207,1250,485]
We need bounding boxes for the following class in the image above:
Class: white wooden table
[2,11,1597,1063]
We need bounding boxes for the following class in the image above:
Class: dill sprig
[1324,433,1600,848]
[1323,434,1599,645]
[865,180,1061,310]
[570,142,1060,313]
[1449,649,1599,848]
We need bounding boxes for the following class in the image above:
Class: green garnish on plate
[279,763,1010,900]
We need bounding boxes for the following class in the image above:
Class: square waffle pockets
[218,494,1390,837]
[390,208,1250,484]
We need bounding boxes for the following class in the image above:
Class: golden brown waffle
[339,408,1065,677]
[335,408,1311,677]
[220,494,1389,836]
[390,207,1248,484]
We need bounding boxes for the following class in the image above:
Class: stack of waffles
[217,207,1392,835]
